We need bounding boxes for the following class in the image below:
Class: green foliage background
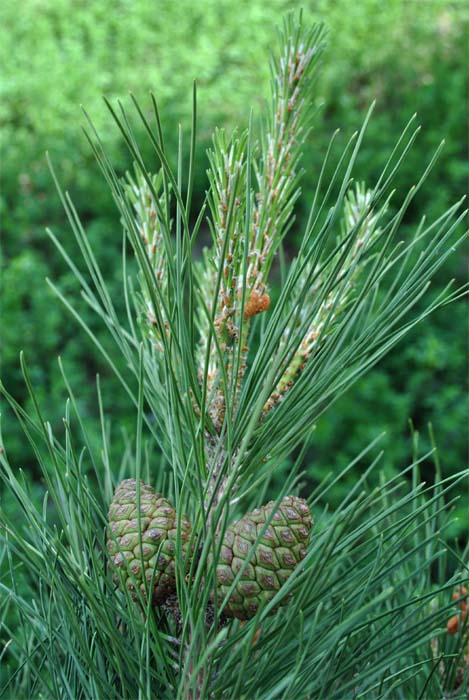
[1,0,467,532]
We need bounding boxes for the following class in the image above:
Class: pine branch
[1,10,468,700]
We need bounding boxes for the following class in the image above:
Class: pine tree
[1,12,468,700]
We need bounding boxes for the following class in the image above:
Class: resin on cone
[212,495,313,620]
[107,479,192,605]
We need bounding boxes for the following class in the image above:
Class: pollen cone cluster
[212,496,313,620]
[107,479,192,605]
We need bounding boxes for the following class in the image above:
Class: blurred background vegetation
[1,0,467,534]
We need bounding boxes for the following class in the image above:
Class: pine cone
[107,479,192,605]
[212,495,313,620]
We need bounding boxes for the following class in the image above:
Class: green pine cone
[107,479,192,605]
[212,495,313,620]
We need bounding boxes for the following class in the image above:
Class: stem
[204,434,231,533]
[183,641,205,700]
